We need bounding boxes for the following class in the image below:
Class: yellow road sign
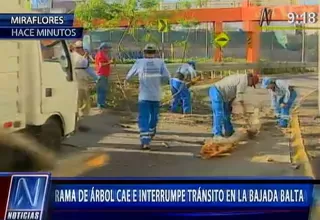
[214,32,230,47]
[158,19,168,32]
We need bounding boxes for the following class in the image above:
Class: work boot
[140,144,150,150]
[224,130,235,137]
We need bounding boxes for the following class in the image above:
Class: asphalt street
[60,73,318,178]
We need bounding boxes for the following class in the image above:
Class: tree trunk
[181,28,191,62]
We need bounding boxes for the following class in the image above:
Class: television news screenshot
[0,0,319,219]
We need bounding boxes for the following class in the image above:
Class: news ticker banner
[0,173,317,220]
[0,14,82,39]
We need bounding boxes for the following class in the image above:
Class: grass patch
[261,67,315,75]
[89,75,218,114]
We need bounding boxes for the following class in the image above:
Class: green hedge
[261,67,314,75]
[90,57,315,74]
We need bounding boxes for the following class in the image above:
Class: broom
[161,76,201,107]
[113,59,135,119]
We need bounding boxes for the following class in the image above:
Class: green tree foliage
[195,0,208,7]
[138,0,159,10]
[74,0,123,29]
[74,0,203,59]
[74,0,161,30]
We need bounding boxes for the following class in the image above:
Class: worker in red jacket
[95,42,113,110]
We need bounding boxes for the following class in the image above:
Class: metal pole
[301,26,305,62]
[161,32,164,59]
[205,23,208,58]
[159,1,165,59]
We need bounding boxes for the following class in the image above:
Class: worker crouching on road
[72,40,98,131]
[209,73,259,141]
[125,44,170,150]
[261,77,297,128]
[170,72,193,114]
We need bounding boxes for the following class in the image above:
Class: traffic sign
[214,32,230,47]
[158,19,168,32]
[247,35,252,47]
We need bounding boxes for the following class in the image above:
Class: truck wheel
[39,118,62,151]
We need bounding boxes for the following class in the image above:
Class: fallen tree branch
[200,108,261,159]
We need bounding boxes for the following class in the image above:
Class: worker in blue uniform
[170,72,192,114]
[176,61,197,81]
[209,73,259,140]
[261,77,297,128]
[125,44,170,150]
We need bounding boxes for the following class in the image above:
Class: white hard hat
[74,41,83,48]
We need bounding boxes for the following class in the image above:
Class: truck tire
[39,118,62,151]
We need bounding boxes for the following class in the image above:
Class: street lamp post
[159,1,165,59]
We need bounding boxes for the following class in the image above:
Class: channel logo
[5,175,49,220]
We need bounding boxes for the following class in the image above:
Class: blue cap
[261,77,272,89]
[99,42,112,50]
[187,61,196,69]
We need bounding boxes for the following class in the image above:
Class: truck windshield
[40,40,73,81]
[40,40,67,62]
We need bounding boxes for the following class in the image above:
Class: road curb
[290,89,319,219]
[291,89,317,177]
[291,114,314,177]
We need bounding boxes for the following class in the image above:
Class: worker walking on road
[125,44,170,150]
[72,40,98,131]
[261,77,297,128]
[170,72,193,114]
[209,73,259,140]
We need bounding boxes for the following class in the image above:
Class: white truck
[0,1,78,151]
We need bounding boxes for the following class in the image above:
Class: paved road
[58,73,318,177]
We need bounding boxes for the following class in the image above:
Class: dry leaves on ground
[199,128,259,159]
[200,141,235,159]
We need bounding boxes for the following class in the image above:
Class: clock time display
[287,12,318,24]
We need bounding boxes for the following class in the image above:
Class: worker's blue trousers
[96,76,108,108]
[138,100,160,145]
[209,86,234,137]
[274,90,297,127]
[170,79,191,114]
